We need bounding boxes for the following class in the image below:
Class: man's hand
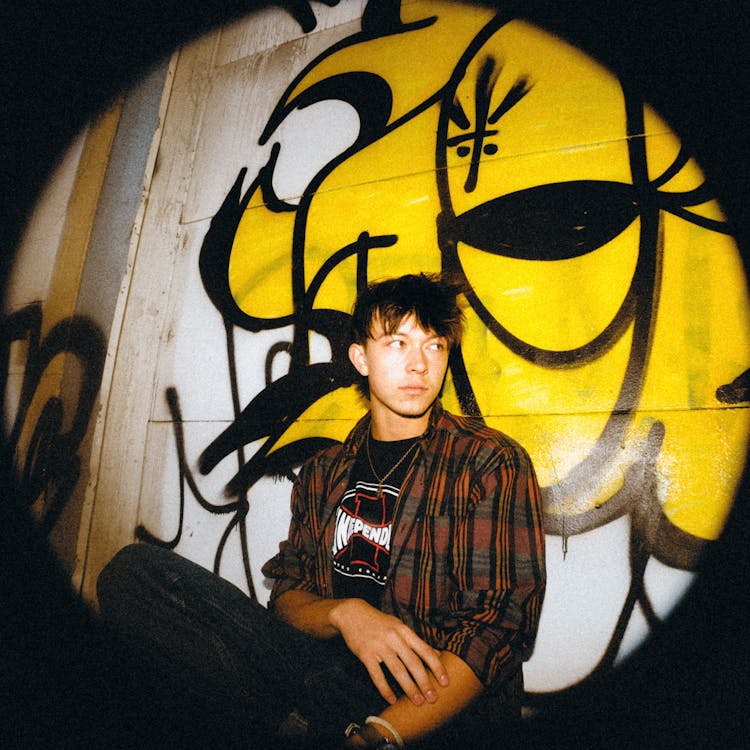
[272,590,449,706]
[273,591,482,744]
[328,598,449,706]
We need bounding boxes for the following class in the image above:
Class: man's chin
[396,399,436,420]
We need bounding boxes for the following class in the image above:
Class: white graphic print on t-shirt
[331,480,397,585]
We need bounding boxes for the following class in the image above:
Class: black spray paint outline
[0,303,105,536]
[136,4,747,691]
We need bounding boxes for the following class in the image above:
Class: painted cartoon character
[143,1,749,696]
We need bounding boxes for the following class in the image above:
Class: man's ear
[348,342,369,377]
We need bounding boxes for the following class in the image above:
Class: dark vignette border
[1,1,748,747]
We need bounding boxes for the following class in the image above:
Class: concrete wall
[2,60,168,574]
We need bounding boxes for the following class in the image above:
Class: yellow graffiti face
[433,17,750,543]
[224,2,750,547]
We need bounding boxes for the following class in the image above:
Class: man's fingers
[398,650,442,703]
[379,652,426,705]
[338,601,450,705]
[403,631,449,688]
[366,659,398,705]
[380,629,450,704]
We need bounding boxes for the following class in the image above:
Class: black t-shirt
[331,435,419,607]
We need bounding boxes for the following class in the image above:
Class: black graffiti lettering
[716,367,750,404]
[0,303,105,534]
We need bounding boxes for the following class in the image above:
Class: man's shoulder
[436,408,531,459]
[299,439,346,471]
[298,414,368,472]
[296,426,364,481]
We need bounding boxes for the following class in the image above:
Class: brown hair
[350,273,465,349]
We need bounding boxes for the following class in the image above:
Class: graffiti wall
[35,0,746,705]
[2,122,112,567]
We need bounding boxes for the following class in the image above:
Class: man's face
[348,314,450,438]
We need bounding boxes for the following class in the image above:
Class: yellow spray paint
[226,2,749,545]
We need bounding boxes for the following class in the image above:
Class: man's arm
[273,589,449,707]
[275,590,481,747]
[347,651,482,748]
[438,440,546,690]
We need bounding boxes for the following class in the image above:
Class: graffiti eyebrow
[488,75,532,124]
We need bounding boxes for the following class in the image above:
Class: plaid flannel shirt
[262,400,546,690]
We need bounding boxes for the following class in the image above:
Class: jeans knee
[97,543,163,611]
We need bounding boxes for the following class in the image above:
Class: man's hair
[350,273,465,348]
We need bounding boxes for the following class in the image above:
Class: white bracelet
[365,715,405,749]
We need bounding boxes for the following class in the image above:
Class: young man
[97,273,545,749]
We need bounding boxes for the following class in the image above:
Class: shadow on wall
[1,1,748,748]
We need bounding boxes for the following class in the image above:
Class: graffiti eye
[450,180,639,260]
[457,145,471,157]
[448,180,641,352]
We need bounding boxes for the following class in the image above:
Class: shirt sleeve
[442,443,546,688]
[261,458,325,606]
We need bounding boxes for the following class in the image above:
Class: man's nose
[408,347,428,373]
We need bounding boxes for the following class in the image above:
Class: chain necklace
[365,426,419,500]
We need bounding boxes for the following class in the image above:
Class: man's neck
[370,406,432,441]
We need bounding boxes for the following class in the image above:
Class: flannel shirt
[262,400,546,690]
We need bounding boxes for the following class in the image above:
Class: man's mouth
[401,385,428,395]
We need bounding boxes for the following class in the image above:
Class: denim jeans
[96,543,388,748]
